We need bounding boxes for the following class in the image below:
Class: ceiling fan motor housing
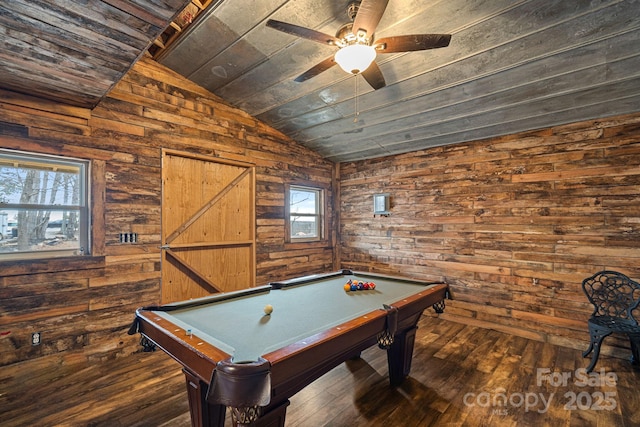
[347,1,360,21]
[265,0,451,89]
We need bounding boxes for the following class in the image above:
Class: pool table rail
[134,309,231,384]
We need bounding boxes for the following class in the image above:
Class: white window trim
[286,184,325,243]
[0,149,91,260]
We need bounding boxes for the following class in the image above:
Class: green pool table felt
[153,274,437,362]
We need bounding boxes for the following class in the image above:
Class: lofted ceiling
[0,0,192,108]
[1,1,640,163]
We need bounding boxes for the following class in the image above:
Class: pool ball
[264,304,273,315]
[350,284,358,291]
[344,283,351,291]
[363,283,370,290]
[357,282,364,290]
[369,282,376,290]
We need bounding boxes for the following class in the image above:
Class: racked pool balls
[345,279,377,291]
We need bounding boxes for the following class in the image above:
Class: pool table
[129,269,448,426]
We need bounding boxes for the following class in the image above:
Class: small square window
[0,149,90,259]
[287,185,324,242]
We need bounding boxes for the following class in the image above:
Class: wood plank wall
[0,56,336,366]
[339,113,640,359]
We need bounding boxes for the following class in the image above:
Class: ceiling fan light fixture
[334,44,376,75]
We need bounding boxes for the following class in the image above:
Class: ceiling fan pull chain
[354,75,359,123]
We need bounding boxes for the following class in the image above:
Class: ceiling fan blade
[294,56,337,82]
[266,19,341,46]
[361,61,386,90]
[352,0,389,38]
[374,34,452,53]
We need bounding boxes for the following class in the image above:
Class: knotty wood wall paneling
[339,113,640,358]
[0,56,336,366]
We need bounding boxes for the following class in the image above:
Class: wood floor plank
[1,316,638,426]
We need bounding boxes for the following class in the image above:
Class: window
[287,185,324,242]
[0,149,90,259]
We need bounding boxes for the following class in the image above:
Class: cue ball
[264,304,273,315]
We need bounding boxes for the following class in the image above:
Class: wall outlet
[119,232,138,243]
[31,332,41,346]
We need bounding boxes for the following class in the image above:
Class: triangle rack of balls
[343,279,376,292]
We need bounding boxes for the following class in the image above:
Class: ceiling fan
[266,0,451,90]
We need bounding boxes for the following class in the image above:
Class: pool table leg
[183,368,290,427]
[245,399,289,427]
[386,325,417,386]
[183,369,226,427]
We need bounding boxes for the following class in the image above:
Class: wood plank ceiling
[1,1,640,163]
[0,0,192,108]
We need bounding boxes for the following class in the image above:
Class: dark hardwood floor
[2,316,639,426]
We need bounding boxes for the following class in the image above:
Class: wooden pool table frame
[130,270,449,426]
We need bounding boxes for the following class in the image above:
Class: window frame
[285,183,327,243]
[0,148,91,260]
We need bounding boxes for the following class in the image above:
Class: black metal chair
[582,270,640,372]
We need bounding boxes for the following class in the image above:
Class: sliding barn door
[161,149,255,303]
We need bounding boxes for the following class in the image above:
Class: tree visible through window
[0,150,89,259]
[288,185,323,241]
